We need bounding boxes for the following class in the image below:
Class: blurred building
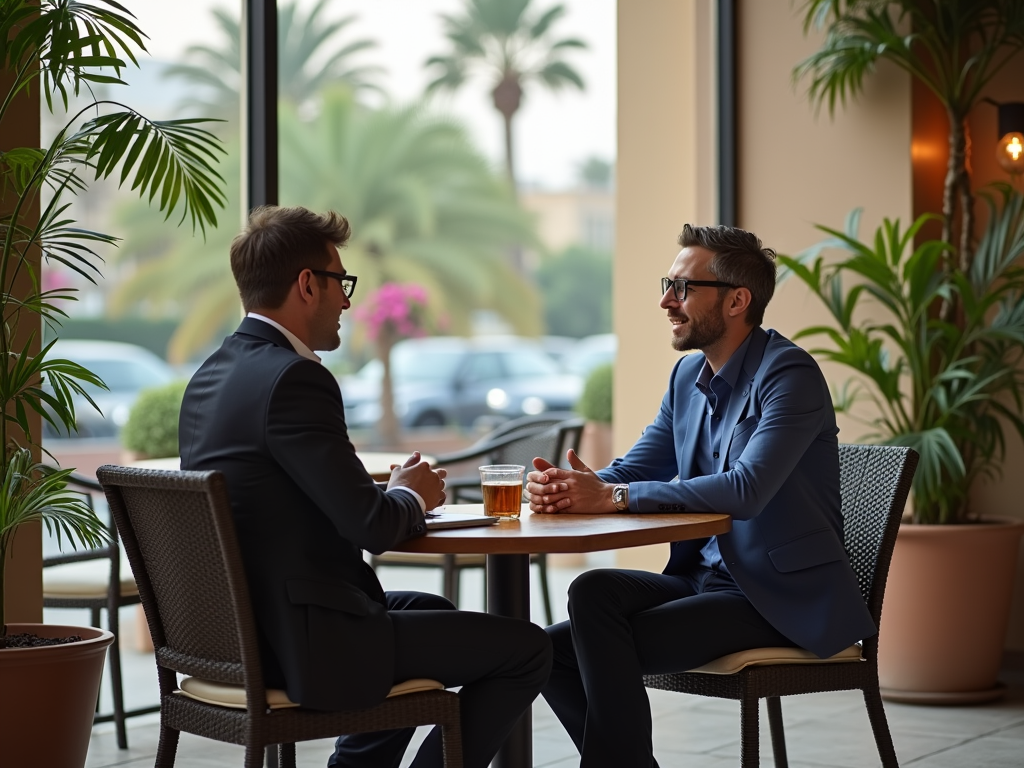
[521,186,615,255]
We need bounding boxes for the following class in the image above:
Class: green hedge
[122,381,188,458]
[577,363,613,424]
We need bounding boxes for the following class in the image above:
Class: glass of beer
[479,464,526,520]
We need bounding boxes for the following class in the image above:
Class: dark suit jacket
[179,317,427,710]
[596,327,875,658]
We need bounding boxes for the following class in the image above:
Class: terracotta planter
[878,518,1024,704]
[579,421,613,471]
[0,623,114,767]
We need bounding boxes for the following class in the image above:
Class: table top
[129,451,436,483]
[392,504,731,555]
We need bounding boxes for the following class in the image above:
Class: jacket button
[414,525,425,534]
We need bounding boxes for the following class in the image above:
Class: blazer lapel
[718,328,769,472]
[678,387,704,480]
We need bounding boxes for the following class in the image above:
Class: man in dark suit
[179,206,551,768]
[525,224,875,767]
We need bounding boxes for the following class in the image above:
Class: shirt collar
[695,329,755,392]
[246,313,321,363]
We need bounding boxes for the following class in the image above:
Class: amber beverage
[478,464,526,520]
[481,482,523,519]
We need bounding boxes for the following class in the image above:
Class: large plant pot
[0,623,114,768]
[878,518,1024,704]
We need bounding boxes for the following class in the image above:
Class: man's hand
[525,449,616,514]
[388,451,447,511]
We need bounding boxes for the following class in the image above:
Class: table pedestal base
[487,553,532,768]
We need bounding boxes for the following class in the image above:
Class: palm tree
[794,0,1024,284]
[161,0,384,122]
[110,89,541,444]
[424,0,587,189]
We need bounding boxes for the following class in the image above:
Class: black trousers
[327,591,552,768]
[542,567,797,768]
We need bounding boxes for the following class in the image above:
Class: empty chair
[643,444,918,768]
[370,413,584,624]
[97,465,462,768]
[42,472,159,749]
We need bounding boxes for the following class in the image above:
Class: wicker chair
[370,413,584,625]
[643,444,918,768]
[42,472,159,749]
[97,465,462,768]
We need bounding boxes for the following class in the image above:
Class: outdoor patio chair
[370,413,584,624]
[97,465,462,768]
[644,444,919,768]
[42,472,159,749]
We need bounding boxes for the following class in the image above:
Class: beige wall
[614,0,717,568]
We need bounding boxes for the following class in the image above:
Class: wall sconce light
[992,101,1024,176]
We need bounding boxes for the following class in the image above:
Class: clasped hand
[525,449,615,514]
[388,451,447,510]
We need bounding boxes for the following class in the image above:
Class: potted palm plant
[0,2,223,765]
[781,184,1024,703]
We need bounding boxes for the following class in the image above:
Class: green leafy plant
[794,0,1024,286]
[0,0,224,638]
[121,381,187,460]
[577,363,613,424]
[780,184,1024,524]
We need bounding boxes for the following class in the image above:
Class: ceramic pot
[580,421,613,470]
[0,623,114,767]
[878,518,1024,704]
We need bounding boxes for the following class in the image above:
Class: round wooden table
[130,451,435,483]
[390,503,732,768]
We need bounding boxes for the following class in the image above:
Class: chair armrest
[433,425,551,464]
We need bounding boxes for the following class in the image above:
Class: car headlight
[486,388,509,410]
[521,396,546,415]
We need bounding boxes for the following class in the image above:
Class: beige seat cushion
[43,559,138,599]
[687,644,863,675]
[178,677,445,710]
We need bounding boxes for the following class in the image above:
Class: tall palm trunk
[940,108,974,323]
[492,74,522,189]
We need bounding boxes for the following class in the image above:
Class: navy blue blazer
[596,327,875,658]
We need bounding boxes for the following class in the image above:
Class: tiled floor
[74,559,1024,767]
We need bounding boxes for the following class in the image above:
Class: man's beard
[311,305,342,352]
[671,296,727,352]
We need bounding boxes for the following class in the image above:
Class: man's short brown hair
[678,224,777,326]
[230,206,352,311]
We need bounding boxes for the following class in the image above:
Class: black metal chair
[97,465,462,768]
[643,444,919,768]
[42,472,159,749]
[370,413,585,625]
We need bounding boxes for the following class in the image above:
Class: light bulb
[997,132,1024,175]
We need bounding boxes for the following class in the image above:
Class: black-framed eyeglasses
[661,277,738,301]
[311,269,358,298]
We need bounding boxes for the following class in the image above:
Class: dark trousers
[543,567,797,768]
[328,591,552,768]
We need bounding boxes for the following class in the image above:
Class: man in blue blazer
[180,206,551,768]
[526,224,875,767]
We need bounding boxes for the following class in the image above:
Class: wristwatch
[612,484,630,511]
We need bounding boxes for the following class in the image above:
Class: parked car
[563,333,617,378]
[42,340,177,439]
[340,336,584,429]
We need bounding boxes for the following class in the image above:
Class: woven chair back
[98,466,258,686]
[837,444,918,627]
[487,415,584,469]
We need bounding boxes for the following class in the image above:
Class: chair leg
[441,718,464,768]
[256,745,275,768]
[863,686,900,767]
[278,743,296,768]
[535,554,554,625]
[154,724,180,768]
[107,606,129,749]
[740,691,760,768]
[766,696,788,768]
[442,555,459,606]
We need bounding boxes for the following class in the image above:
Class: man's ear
[296,269,315,303]
[728,287,752,318]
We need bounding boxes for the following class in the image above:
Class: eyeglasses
[310,269,358,298]
[661,277,738,301]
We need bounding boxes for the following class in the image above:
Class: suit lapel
[679,385,704,480]
[718,328,769,471]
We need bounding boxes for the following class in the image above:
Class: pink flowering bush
[354,282,430,341]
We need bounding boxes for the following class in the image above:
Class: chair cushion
[687,644,863,675]
[177,677,445,710]
[43,560,138,599]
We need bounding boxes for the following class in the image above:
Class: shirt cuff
[390,486,426,513]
